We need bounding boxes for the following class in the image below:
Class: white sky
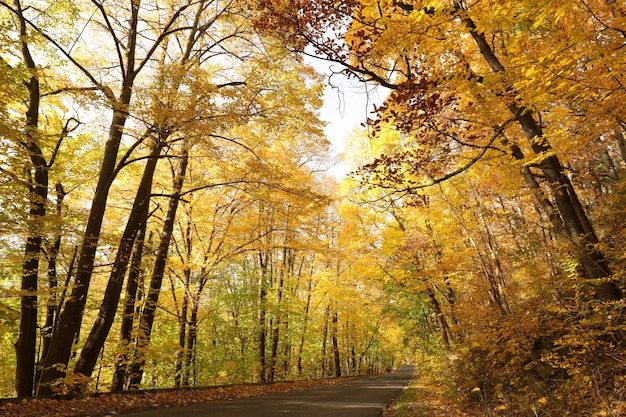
[305,56,388,178]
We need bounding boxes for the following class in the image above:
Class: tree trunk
[598,145,619,182]
[174,269,189,388]
[321,306,329,378]
[350,322,357,375]
[40,104,133,396]
[615,127,626,165]
[463,11,621,300]
[15,0,45,396]
[182,301,198,387]
[443,276,459,327]
[511,146,567,236]
[112,221,147,391]
[40,184,66,372]
[331,306,341,378]
[296,275,313,377]
[426,285,451,349]
[174,213,194,388]
[268,257,285,382]
[74,140,161,380]
[16,103,45,399]
[257,249,269,383]
[38,0,141,394]
[438,184,509,315]
[475,199,511,314]
[128,146,189,388]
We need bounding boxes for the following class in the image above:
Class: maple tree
[0,0,85,397]
[1,0,213,395]
[339,119,626,414]
[308,0,625,413]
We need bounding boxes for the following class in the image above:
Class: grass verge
[383,365,477,417]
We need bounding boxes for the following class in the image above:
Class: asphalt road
[120,365,415,417]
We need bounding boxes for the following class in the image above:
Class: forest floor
[0,375,369,417]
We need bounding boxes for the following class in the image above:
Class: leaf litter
[0,376,365,417]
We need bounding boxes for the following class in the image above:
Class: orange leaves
[252,0,357,53]
[330,0,626,415]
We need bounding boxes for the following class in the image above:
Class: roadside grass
[383,377,472,417]
[383,360,478,417]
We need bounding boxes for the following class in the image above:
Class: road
[120,365,414,417]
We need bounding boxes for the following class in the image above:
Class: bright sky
[305,56,388,178]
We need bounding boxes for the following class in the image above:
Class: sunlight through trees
[1,1,626,415]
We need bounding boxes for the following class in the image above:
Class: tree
[18,0,208,395]
[73,0,255,385]
[13,0,46,396]
[0,0,81,397]
[255,0,624,300]
[0,0,408,399]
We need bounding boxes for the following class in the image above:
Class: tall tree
[73,137,162,381]
[72,0,251,383]
[4,0,80,397]
[30,0,201,395]
[255,0,624,300]
[13,0,44,396]
[128,143,189,388]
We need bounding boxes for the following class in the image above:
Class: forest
[0,0,625,416]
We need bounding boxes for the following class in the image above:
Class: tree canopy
[1,0,626,415]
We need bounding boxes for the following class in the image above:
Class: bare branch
[0,0,116,103]
[48,117,81,168]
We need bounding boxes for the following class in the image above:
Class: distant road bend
[120,365,415,417]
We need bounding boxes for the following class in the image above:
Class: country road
[119,365,415,417]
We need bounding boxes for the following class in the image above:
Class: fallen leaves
[0,376,365,417]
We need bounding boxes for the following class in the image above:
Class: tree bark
[426,285,451,349]
[15,83,44,398]
[615,127,626,165]
[350,322,357,375]
[174,212,194,387]
[182,301,198,387]
[174,268,190,388]
[257,249,269,383]
[331,306,341,378]
[268,251,286,382]
[40,184,66,373]
[321,306,329,378]
[73,140,161,380]
[296,275,313,377]
[128,146,189,388]
[14,0,45,397]
[111,220,147,391]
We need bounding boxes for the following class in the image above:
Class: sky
[305,56,389,178]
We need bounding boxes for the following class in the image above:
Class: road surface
[120,365,414,417]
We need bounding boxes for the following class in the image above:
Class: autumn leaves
[2,0,401,398]
[257,0,626,414]
[3,2,626,415]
